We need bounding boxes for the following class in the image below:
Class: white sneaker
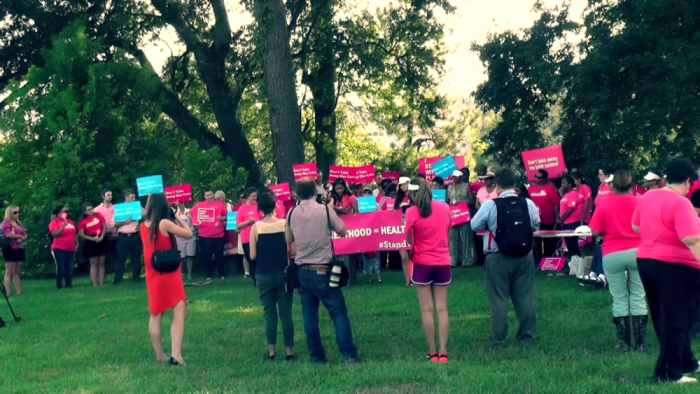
[568,257,579,277]
[676,376,697,384]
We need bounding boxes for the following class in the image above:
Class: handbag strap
[325,205,338,259]
[154,221,177,248]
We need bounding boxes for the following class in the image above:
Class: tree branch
[209,0,233,59]
[150,0,210,62]
[286,0,307,34]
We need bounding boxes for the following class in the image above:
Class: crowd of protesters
[2,158,700,386]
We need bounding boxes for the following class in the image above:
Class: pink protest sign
[539,257,567,272]
[381,172,402,183]
[328,165,376,185]
[293,163,318,180]
[192,207,217,227]
[521,145,567,182]
[223,230,239,257]
[165,184,193,204]
[450,202,471,226]
[269,183,292,202]
[419,156,466,184]
[332,211,410,255]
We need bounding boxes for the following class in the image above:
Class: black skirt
[2,246,26,262]
[83,239,108,259]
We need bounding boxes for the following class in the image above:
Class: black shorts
[2,247,26,263]
[83,239,108,259]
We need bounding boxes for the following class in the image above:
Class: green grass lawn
[0,268,698,393]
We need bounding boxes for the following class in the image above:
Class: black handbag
[152,225,181,274]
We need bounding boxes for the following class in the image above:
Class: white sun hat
[452,170,463,177]
[643,172,661,181]
[398,177,411,185]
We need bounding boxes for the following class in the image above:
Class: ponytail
[410,178,433,218]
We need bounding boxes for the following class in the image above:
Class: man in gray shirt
[286,177,361,363]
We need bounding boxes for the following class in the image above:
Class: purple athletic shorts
[410,262,452,286]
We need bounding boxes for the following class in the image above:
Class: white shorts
[177,240,196,258]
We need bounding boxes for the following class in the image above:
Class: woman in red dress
[141,194,192,366]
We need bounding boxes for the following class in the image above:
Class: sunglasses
[535,176,544,180]
[13,211,19,215]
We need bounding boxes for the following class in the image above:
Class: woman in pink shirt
[596,166,614,205]
[572,171,592,224]
[528,169,561,261]
[557,175,584,263]
[192,189,227,282]
[236,187,261,285]
[633,158,700,384]
[2,205,27,296]
[49,206,78,290]
[475,172,498,210]
[589,170,646,353]
[405,178,453,364]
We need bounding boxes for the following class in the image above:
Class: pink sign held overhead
[165,184,193,204]
[332,211,410,255]
[419,156,466,184]
[381,172,402,183]
[450,203,471,226]
[328,165,376,185]
[269,183,292,202]
[293,163,318,180]
[521,145,567,182]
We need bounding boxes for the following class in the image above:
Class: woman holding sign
[406,178,453,363]
[79,203,108,287]
[141,194,192,366]
[447,169,476,268]
[237,187,261,285]
[192,189,227,281]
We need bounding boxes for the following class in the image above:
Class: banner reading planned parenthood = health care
[328,165,376,185]
[332,210,409,255]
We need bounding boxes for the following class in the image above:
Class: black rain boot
[0,316,5,328]
[632,315,648,351]
[613,316,631,352]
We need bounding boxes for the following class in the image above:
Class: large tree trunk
[311,64,337,182]
[253,0,304,184]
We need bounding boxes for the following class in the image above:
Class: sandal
[438,354,449,364]
[169,357,185,366]
[266,354,276,362]
[427,353,439,362]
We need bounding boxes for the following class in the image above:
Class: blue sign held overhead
[114,201,143,223]
[137,175,164,196]
[432,189,447,203]
[357,197,378,213]
[432,156,459,179]
[226,212,238,231]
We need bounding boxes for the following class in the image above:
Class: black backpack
[494,196,533,257]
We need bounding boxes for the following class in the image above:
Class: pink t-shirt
[2,221,26,249]
[94,204,116,237]
[633,189,700,269]
[528,184,561,225]
[192,201,227,238]
[470,181,485,196]
[274,202,286,220]
[589,194,640,256]
[596,184,612,205]
[579,184,593,223]
[405,201,452,266]
[477,187,498,206]
[49,218,78,252]
[687,181,700,200]
[633,184,646,198]
[236,203,261,244]
[560,190,584,225]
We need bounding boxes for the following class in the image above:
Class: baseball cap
[643,172,662,181]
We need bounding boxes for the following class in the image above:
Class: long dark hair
[331,178,352,203]
[410,178,433,218]
[80,202,94,222]
[147,194,173,242]
[395,182,408,210]
[515,184,531,200]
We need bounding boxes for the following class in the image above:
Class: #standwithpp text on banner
[332,211,409,255]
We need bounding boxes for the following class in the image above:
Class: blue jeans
[52,249,74,289]
[298,267,358,362]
